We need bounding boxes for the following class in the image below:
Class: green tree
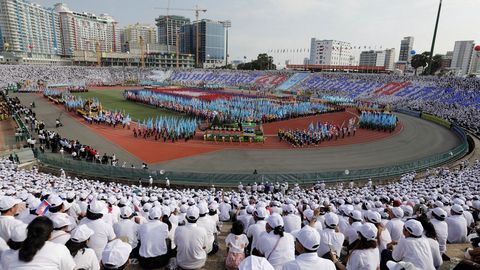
[237,53,276,70]
[429,54,443,75]
[411,52,428,75]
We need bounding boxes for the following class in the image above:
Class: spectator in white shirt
[138,207,172,269]
[174,206,208,270]
[365,210,392,255]
[65,225,100,270]
[101,239,132,270]
[318,212,344,258]
[283,225,336,270]
[430,207,448,254]
[283,204,301,233]
[0,196,25,242]
[50,214,72,245]
[3,216,75,270]
[386,207,405,242]
[113,206,139,257]
[420,218,443,269]
[196,202,218,255]
[79,200,116,260]
[247,207,268,254]
[346,223,381,270]
[256,213,295,270]
[0,224,27,269]
[392,219,435,270]
[446,204,468,243]
[225,221,249,270]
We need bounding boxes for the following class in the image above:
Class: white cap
[366,211,381,224]
[51,214,72,229]
[71,224,95,243]
[48,195,63,208]
[404,219,423,237]
[358,223,378,241]
[285,204,295,214]
[303,209,315,221]
[11,224,27,242]
[120,206,133,218]
[254,207,268,219]
[296,225,320,250]
[88,200,106,214]
[324,212,339,228]
[451,204,464,214]
[0,196,22,211]
[239,255,274,270]
[472,201,480,210]
[267,213,284,228]
[432,207,447,220]
[149,207,163,220]
[392,207,404,218]
[197,203,208,215]
[386,261,418,270]
[349,210,363,221]
[101,239,132,268]
[186,206,200,220]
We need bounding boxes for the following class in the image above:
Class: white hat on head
[296,225,320,251]
[303,209,315,221]
[51,213,72,229]
[120,206,133,218]
[239,255,274,270]
[11,224,27,242]
[324,212,339,228]
[285,204,295,214]
[197,203,208,215]
[48,194,63,208]
[71,224,95,243]
[349,210,363,221]
[0,196,22,211]
[386,261,418,270]
[88,200,106,214]
[366,211,381,224]
[358,223,378,241]
[451,204,464,214]
[186,206,200,220]
[267,213,284,228]
[101,239,132,269]
[254,207,268,219]
[392,207,404,218]
[148,207,163,220]
[432,207,447,220]
[404,219,423,237]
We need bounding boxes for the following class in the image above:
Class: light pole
[220,20,231,67]
[428,0,443,75]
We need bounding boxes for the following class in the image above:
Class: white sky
[37,0,479,65]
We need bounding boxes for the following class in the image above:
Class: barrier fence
[31,110,469,186]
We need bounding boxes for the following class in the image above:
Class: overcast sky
[37,0,478,65]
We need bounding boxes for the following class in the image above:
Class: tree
[237,53,276,70]
[429,54,444,75]
[411,52,428,75]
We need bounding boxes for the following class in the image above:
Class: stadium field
[75,89,187,121]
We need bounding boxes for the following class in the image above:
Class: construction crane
[155,5,207,67]
[139,36,145,68]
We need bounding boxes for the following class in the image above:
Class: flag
[36,199,50,216]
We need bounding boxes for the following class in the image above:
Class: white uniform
[138,220,169,258]
[72,248,100,270]
[174,223,208,270]
[430,219,448,253]
[427,237,443,269]
[446,215,467,243]
[0,216,25,241]
[392,237,435,270]
[345,221,362,245]
[283,214,301,233]
[282,253,336,270]
[113,219,139,249]
[317,228,345,257]
[257,231,295,270]
[246,220,267,253]
[385,218,404,242]
[346,248,380,270]
[196,216,216,254]
[3,241,75,270]
[218,203,231,221]
[50,230,71,245]
[79,218,116,259]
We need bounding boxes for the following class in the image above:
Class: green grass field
[75,89,188,121]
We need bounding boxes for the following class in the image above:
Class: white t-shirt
[196,216,216,254]
[174,223,208,270]
[392,237,435,270]
[79,218,116,260]
[346,248,380,270]
[282,253,336,270]
[427,237,443,269]
[138,220,169,258]
[385,218,404,242]
[73,248,100,270]
[283,214,301,233]
[317,228,345,257]
[430,219,448,253]
[446,215,467,243]
[246,220,267,253]
[4,241,75,270]
[50,231,70,245]
[0,216,25,241]
[113,219,139,249]
[225,233,249,254]
[257,231,295,270]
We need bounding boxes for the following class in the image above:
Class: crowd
[359,111,398,132]
[133,116,197,142]
[0,157,477,269]
[125,90,335,124]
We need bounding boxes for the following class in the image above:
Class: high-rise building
[398,36,414,63]
[55,3,120,56]
[156,15,190,48]
[309,38,352,65]
[451,40,474,76]
[121,23,157,45]
[181,19,225,67]
[442,51,453,69]
[384,48,395,71]
[469,48,480,75]
[0,0,62,57]
[359,50,386,67]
